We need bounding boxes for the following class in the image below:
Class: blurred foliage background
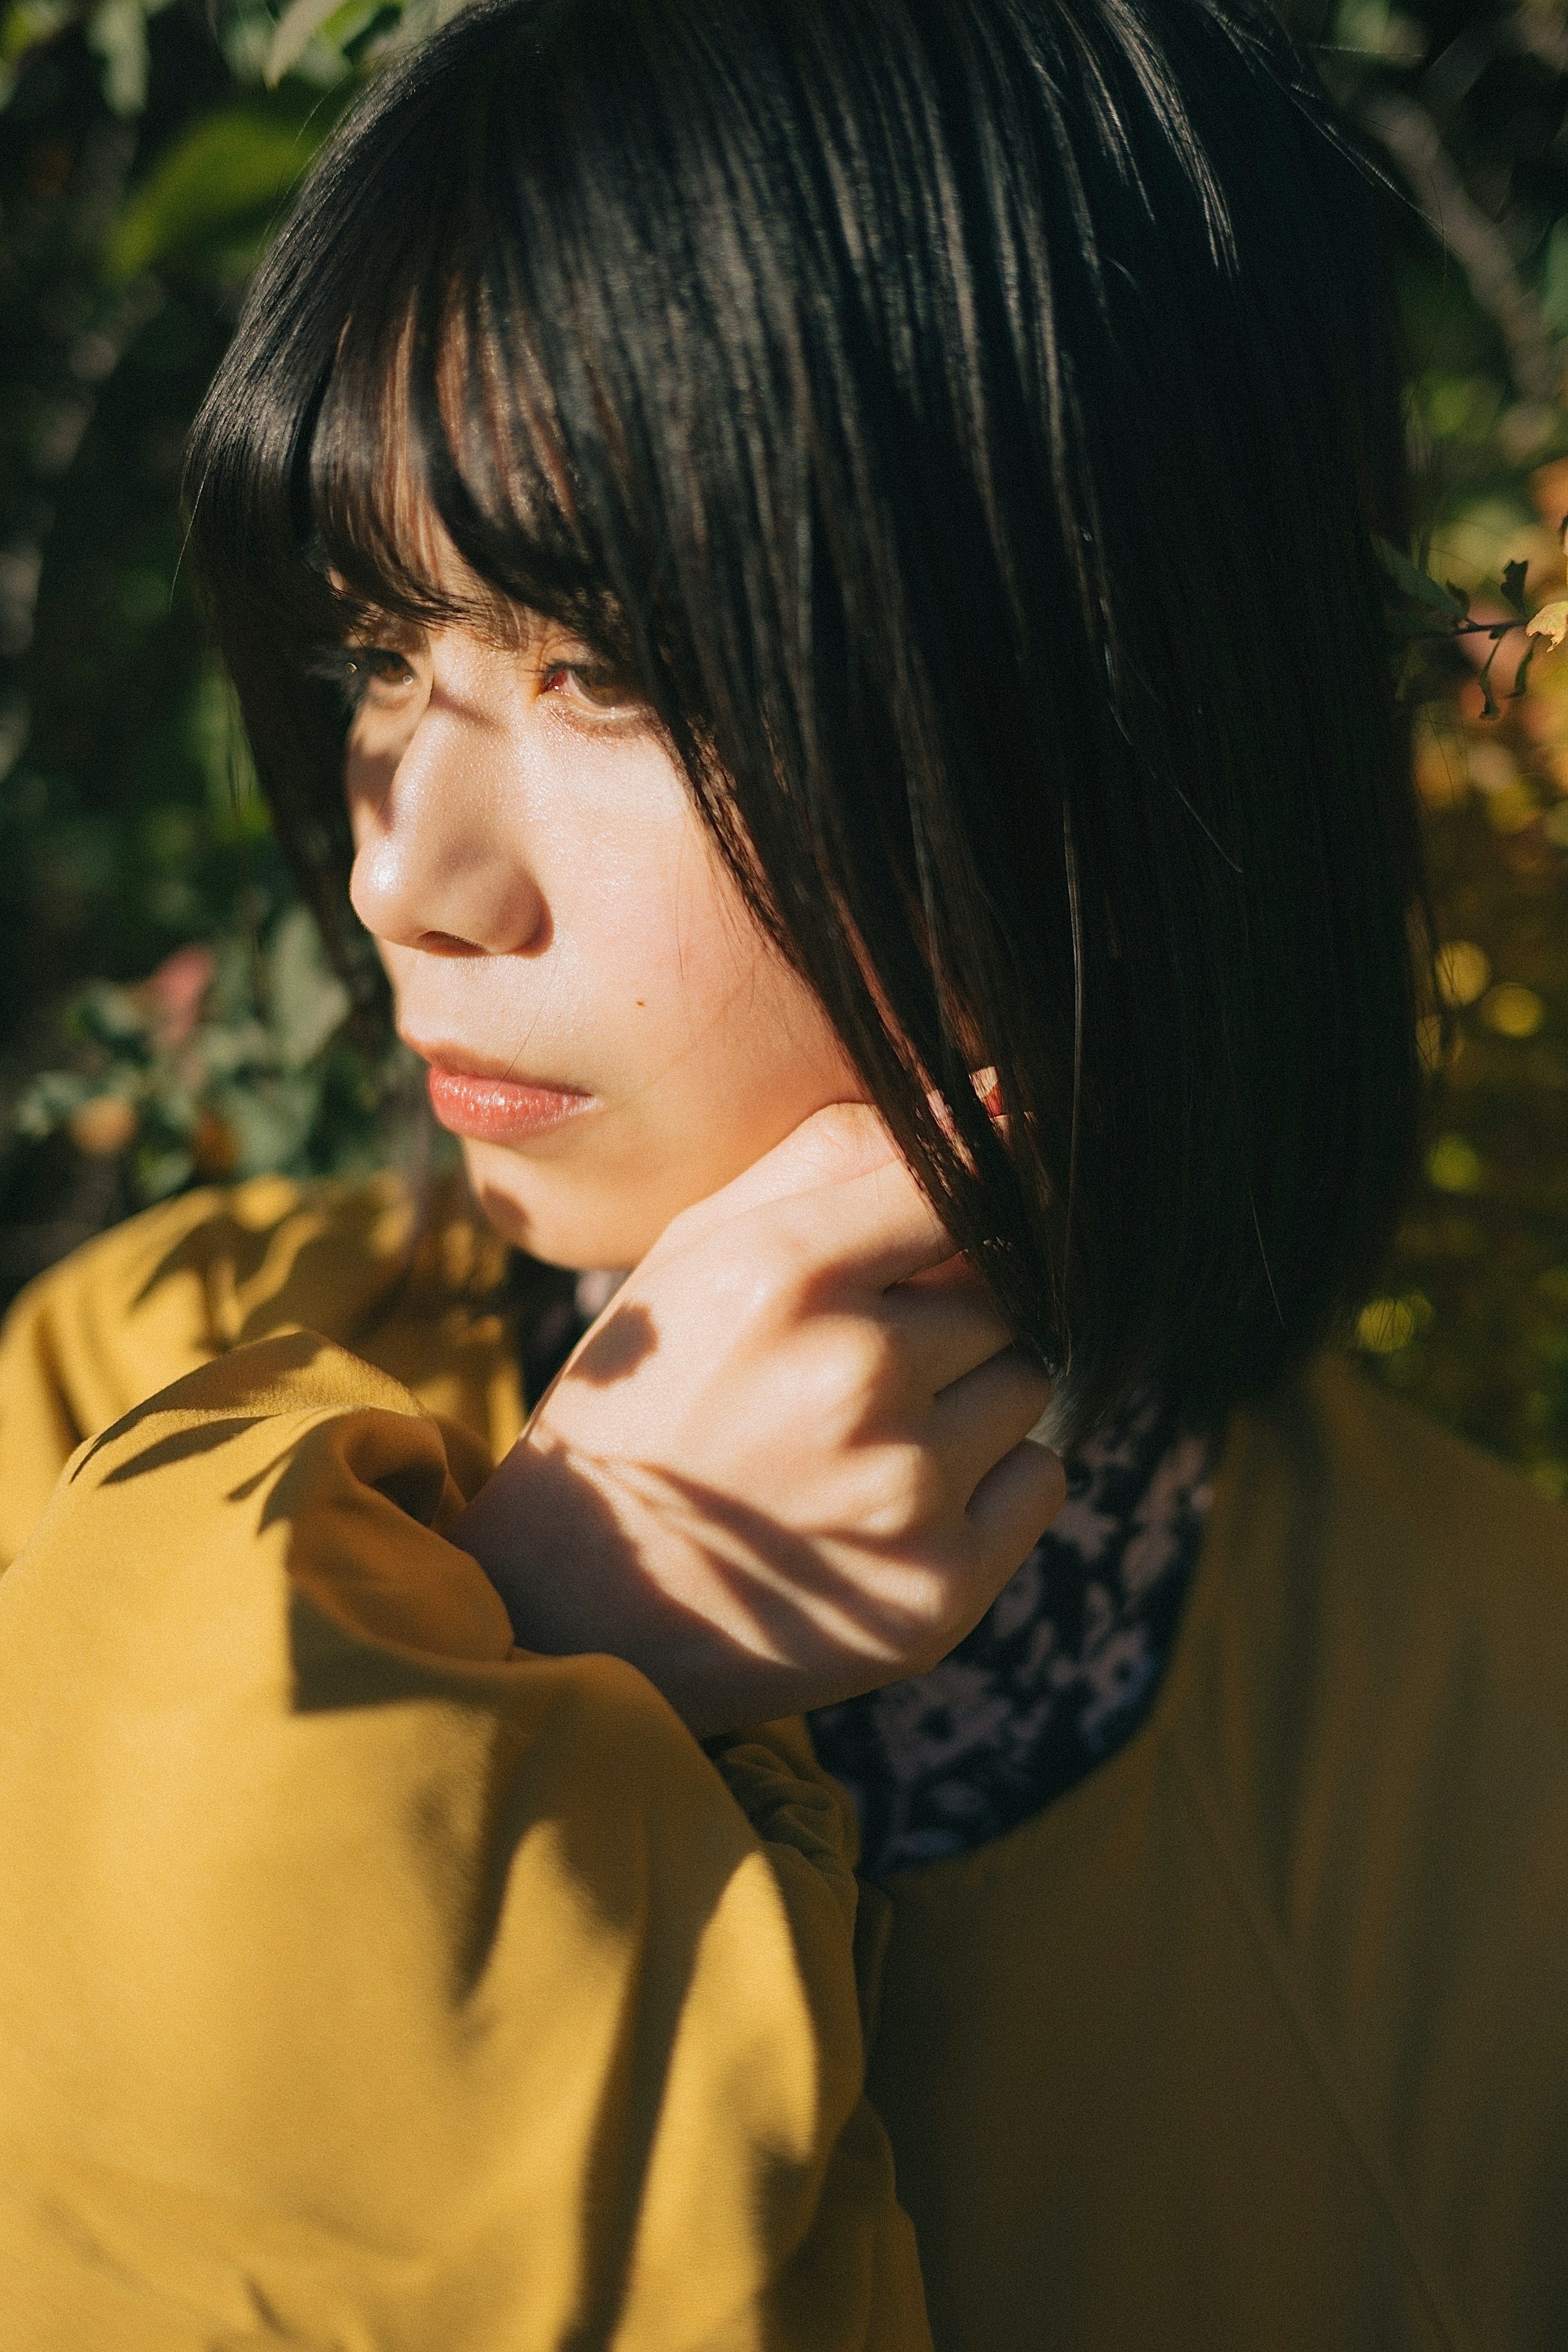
[0,0,438,1286]
[3,0,1568,1492]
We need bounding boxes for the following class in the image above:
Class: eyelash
[312,645,416,714]
[538,658,637,713]
[313,645,639,719]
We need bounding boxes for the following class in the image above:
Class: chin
[460,1140,658,1272]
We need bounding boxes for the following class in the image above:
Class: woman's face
[343,601,864,1270]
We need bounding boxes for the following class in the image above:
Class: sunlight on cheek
[330,610,861,1265]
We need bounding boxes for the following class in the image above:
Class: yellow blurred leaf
[1416,1013,1445,1072]
[1428,1133,1483,1193]
[1414,731,1468,809]
[1468,741,1519,792]
[1435,940,1491,1007]
[67,1094,137,1157]
[1483,781,1538,834]
[1357,1296,1416,1354]
[1526,597,1568,647]
[1356,1293,1430,1356]
[1481,982,1547,1038]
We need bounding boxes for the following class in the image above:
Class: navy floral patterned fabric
[807,1388,1216,1876]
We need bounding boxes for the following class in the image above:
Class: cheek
[457,911,864,1267]
[622,850,855,1096]
[650,940,865,1163]
[592,822,745,994]
[552,826,861,1212]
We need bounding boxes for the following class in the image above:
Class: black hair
[185,0,1425,1444]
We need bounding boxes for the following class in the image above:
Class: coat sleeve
[0,1331,931,2352]
[0,1173,524,1572]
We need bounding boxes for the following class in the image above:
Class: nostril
[415,930,487,956]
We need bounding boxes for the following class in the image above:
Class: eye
[537,654,643,720]
[345,646,419,704]
[314,642,421,713]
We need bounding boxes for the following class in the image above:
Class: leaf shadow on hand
[566,1303,658,1385]
[483,1437,973,1738]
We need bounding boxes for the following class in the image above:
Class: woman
[1,0,1565,2342]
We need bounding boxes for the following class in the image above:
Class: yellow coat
[1,1175,1565,2350]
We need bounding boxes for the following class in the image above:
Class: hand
[449,1104,1066,1736]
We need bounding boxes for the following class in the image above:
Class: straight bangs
[311,265,619,670]
[186,0,1425,1444]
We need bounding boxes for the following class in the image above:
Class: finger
[880,1272,1017,1392]
[964,1429,1068,1560]
[772,1149,952,1290]
[652,1099,953,1291]
[895,1251,980,1292]
[668,1101,900,1238]
[931,1345,1055,1466]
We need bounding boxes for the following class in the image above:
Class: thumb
[649,1101,904,1259]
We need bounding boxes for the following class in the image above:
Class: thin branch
[1356,87,1560,406]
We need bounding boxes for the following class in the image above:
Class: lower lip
[425,1065,594,1142]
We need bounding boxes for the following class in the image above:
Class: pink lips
[425,1064,594,1142]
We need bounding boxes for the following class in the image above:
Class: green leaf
[75,980,151,1046]
[185,660,264,825]
[198,1017,275,1078]
[103,105,330,280]
[266,903,350,1071]
[133,1142,195,1201]
[215,1073,319,1174]
[12,1069,89,1138]
[266,0,345,82]
[85,0,172,119]
[265,0,401,84]
[0,0,77,79]
[1373,536,1468,619]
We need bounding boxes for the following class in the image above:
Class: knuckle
[841,1317,900,1400]
[795,1317,904,1443]
[710,1229,812,1333]
[798,1351,882,1452]
[753,1219,827,1314]
[792,1100,898,1186]
[886,1558,966,1675]
[852,1441,947,1542]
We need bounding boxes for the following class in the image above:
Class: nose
[347,664,548,959]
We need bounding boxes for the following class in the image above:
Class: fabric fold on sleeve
[0,1331,931,2352]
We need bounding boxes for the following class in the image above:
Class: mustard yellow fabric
[0,1172,526,1565]
[0,1181,927,2350]
[2,1176,1567,2350]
